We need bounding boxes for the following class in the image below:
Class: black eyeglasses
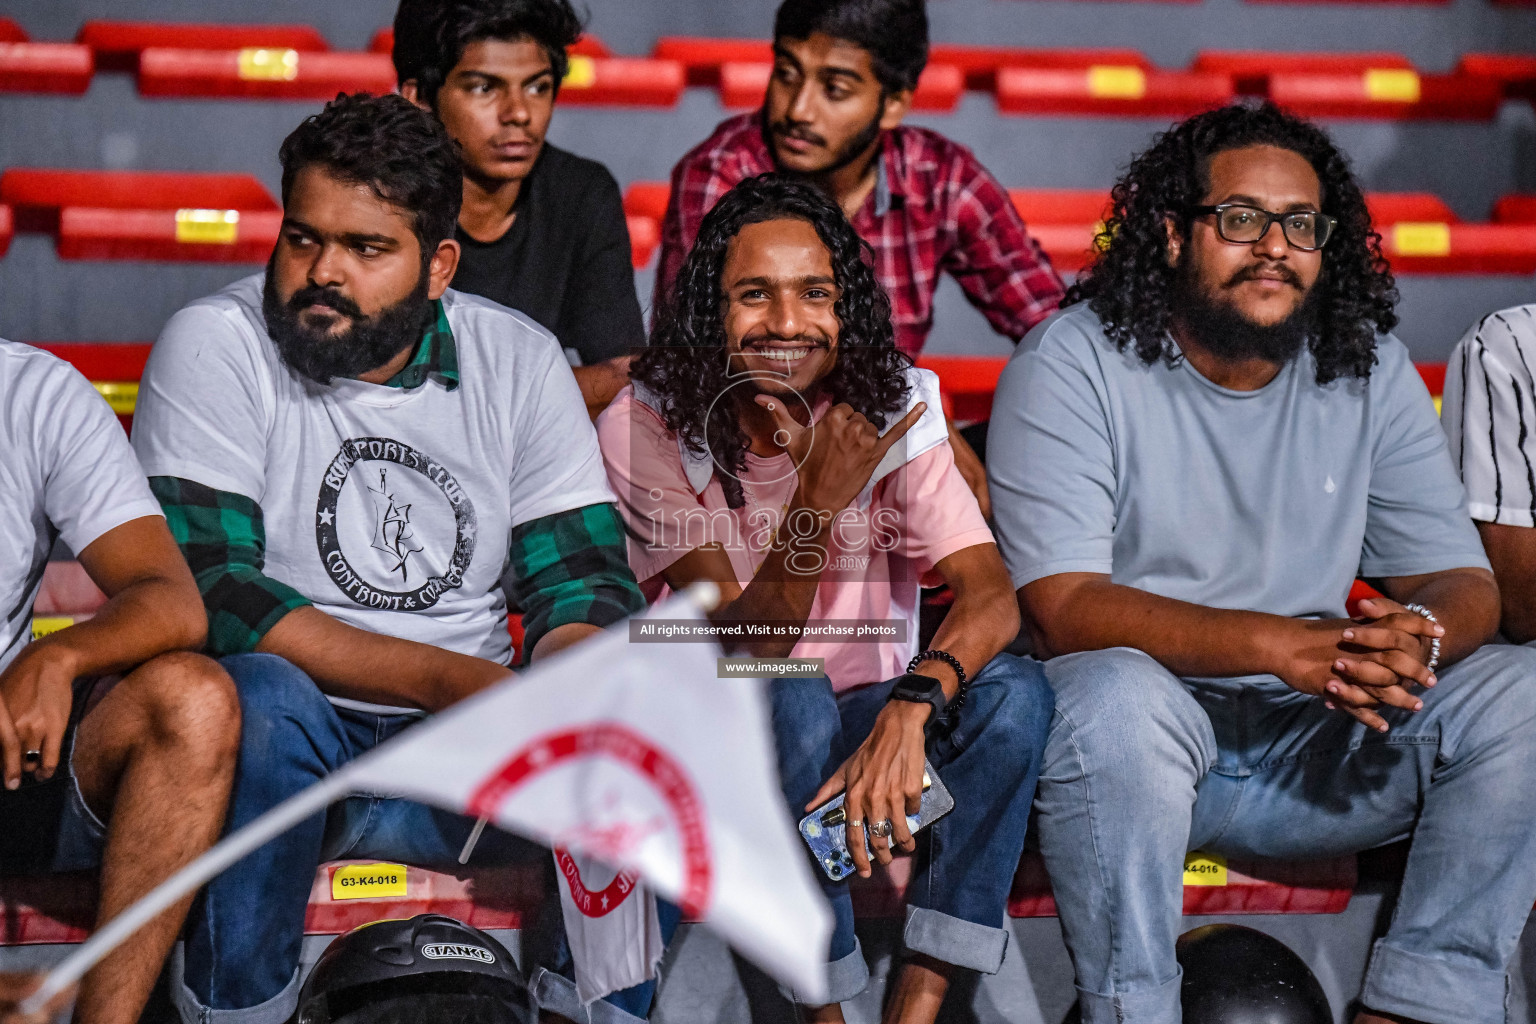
[1187,203,1337,252]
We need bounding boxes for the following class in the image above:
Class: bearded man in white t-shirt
[0,339,238,1024]
[132,93,649,1024]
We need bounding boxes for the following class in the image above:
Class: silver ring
[846,818,864,830]
[870,819,893,839]
[22,750,41,763]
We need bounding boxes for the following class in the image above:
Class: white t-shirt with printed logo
[132,274,615,670]
[0,340,163,674]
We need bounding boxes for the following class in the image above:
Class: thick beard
[1174,260,1322,365]
[262,260,431,386]
[764,106,884,179]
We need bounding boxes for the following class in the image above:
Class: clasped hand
[1277,596,1443,733]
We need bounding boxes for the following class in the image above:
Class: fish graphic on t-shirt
[368,468,424,582]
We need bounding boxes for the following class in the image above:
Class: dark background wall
[1,0,1534,359]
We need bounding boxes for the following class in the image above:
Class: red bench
[0,27,93,95]
[1494,195,1536,224]
[1191,51,1501,119]
[136,47,395,100]
[928,44,1152,91]
[0,204,11,259]
[75,20,330,72]
[1,169,282,263]
[1457,54,1536,102]
[996,65,1234,118]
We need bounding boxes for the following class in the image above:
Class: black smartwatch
[888,672,948,731]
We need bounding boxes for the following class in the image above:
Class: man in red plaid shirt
[656,0,1065,515]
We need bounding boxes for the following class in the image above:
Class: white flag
[22,590,832,1016]
[336,593,833,1003]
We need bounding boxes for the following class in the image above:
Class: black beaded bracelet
[908,648,968,708]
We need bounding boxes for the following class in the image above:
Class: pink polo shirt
[596,386,994,692]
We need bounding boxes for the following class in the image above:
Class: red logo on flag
[466,723,713,917]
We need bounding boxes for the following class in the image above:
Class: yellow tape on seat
[1393,222,1452,257]
[92,381,138,415]
[1363,69,1420,103]
[174,209,240,245]
[1183,851,1228,886]
[564,55,596,89]
[237,48,299,82]
[332,863,408,900]
[1087,66,1147,100]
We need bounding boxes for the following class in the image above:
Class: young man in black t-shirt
[394,0,644,418]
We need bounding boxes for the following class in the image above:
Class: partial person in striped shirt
[1443,303,1536,642]
[655,0,1067,517]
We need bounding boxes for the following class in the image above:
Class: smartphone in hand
[797,760,954,881]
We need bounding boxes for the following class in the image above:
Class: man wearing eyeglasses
[987,103,1536,1024]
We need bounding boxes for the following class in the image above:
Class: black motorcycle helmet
[295,914,534,1024]
[1177,924,1332,1024]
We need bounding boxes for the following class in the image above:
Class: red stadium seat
[716,61,963,112]
[1003,188,1114,273]
[1192,50,1413,94]
[929,44,1151,91]
[76,20,329,72]
[0,19,27,43]
[136,47,395,99]
[623,181,670,223]
[0,205,11,259]
[916,355,1008,422]
[1193,51,1501,118]
[2,169,281,262]
[0,40,94,94]
[651,36,769,86]
[369,27,609,58]
[1267,71,1501,119]
[628,215,660,267]
[1493,195,1536,223]
[34,342,152,381]
[1380,222,1536,274]
[1,169,277,220]
[1008,851,1356,918]
[995,65,1233,118]
[1366,192,1459,225]
[552,56,685,107]
[1457,53,1536,101]
[57,207,280,262]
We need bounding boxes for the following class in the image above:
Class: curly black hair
[633,174,912,509]
[279,92,462,256]
[1066,102,1398,384]
[391,0,585,107]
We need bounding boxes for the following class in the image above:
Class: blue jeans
[1035,644,1536,1024]
[769,653,1053,1004]
[173,653,675,1024]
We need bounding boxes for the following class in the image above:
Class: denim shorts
[0,677,109,876]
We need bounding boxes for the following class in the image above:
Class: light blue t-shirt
[988,304,1489,621]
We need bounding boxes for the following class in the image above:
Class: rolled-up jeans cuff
[901,906,1009,976]
[169,943,302,1024]
[1075,968,1182,1024]
[1360,939,1509,1024]
[779,936,869,1006]
[530,967,651,1024]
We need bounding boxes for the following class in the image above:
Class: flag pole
[22,583,722,1015]
[20,770,356,1014]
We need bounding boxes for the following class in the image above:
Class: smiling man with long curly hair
[987,101,1536,1024]
[598,174,1053,1024]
